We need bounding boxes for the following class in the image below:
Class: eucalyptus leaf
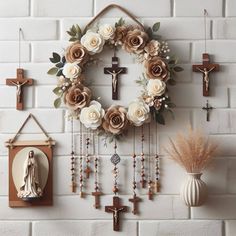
[53,87,62,96]
[62,56,66,64]
[56,69,63,77]
[152,22,160,32]
[168,79,176,86]
[155,113,165,125]
[54,97,62,108]
[52,52,61,63]
[146,27,153,38]
[67,30,76,37]
[69,37,77,42]
[56,62,64,68]
[166,102,176,108]
[167,109,175,120]
[173,66,184,72]
[47,67,58,75]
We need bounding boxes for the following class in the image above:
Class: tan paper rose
[145,57,169,81]
[64,83,91,111]
[65,42,89,65]
[123,29,149,54]
[144,40,160,57]
[102,105,129,134]
[114,25,129,44]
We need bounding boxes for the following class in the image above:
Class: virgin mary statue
[17,150,43,199]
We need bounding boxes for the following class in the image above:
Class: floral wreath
[48,5,182,139]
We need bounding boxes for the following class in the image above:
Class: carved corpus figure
[17,150,43,200]
[11,80,28,103]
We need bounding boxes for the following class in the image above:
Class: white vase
[181,173,208,207]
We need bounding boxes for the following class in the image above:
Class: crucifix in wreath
[105,196,128,231]
[192,53,219,96]
[6,68,33,110]
[104,56,127,100]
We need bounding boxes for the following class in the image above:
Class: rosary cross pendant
[6,68,33,110]
[192,53,220,96]
[104,56,127,100]
[202,100,214,122]
[105,196,128,231]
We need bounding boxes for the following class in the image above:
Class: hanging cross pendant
[92,191,102,209]
[6,68,33,110]
[104,57,127,100]
[202,100,214,122]
[129,194,141,215]
[105,196,128,231]
[192,53,220,96]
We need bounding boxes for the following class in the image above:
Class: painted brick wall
[0,0,236,235]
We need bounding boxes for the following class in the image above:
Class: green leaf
[69,37,78,42]
[173,66,184,72]
[116,17,125,27]
[62,56,66,64]
[53,87,62,96]
[47,67,58,75]
[67,30,76,37]
[146,27,153,38]
[56,69,63,77]
[54,97,62,108]
[167,79,176,86]
[167,109,175,120]
[166,102,176,108]
[56,62,64,68]
[72,25,77,34]
[152,22,160,32]
[155,113,165,125]
[52,52,61,63]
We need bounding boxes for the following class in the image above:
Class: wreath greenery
[48,18,183,139]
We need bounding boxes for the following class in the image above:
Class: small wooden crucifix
[192,53,220,97]
[104,56,127,100]
[202,100,214,122]
[105,196,128,231]
[92,191,102,209]
[129,194,141,215]
[6,68,33,110]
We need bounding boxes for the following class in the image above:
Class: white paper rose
[62,63,81,79]
[127,100,150,126]
[81,31,105,55]
[80,100,105,129]
[147,79,166,97]
[98,24,115,40]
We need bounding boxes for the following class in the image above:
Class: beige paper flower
[123,29,149,54]
[64,83,91,111]
[102,105,129,134]
[65,42,89,64]
[145,57,169,80]
[144,40,161,57]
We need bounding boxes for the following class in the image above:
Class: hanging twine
[83,4,144,34]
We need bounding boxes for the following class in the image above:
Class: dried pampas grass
[165,127,218,173]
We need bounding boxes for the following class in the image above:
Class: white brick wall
[0,0,236,235]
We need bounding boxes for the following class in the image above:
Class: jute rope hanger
[8,113,52,145]
[83,4,145,34]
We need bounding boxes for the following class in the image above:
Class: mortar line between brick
[137,221,139,236]
[222,0,226,17]
[92,0,95,16]
[170,0,174,17]
[28,0,32,17]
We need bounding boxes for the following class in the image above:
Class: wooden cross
[105,196,128,231]
[192,53,220,97]
[6,68,33,110]
[92,191,102,209]
[104,57,127,100]
[84,166,92,179]
[129,194,141,215]
[148,180,154,200]
[202,100,214,122]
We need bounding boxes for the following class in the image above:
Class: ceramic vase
[181,173,208,207]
